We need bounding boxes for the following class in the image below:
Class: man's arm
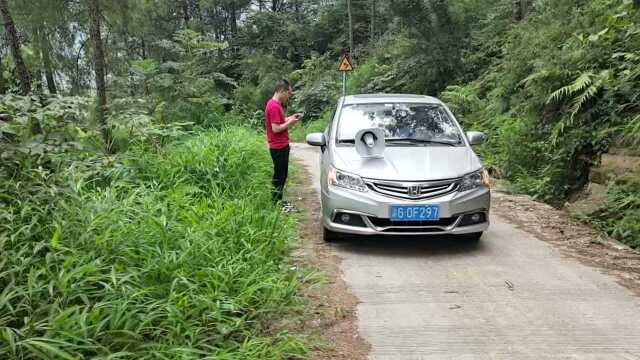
[272,114,302,133]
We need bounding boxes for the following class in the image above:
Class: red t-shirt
[265,99,289,149]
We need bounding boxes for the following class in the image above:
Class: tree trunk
[33,67,43,94]
[347,0,354,53]
[141,37,147,59]
[229,2,237,37]
[182,0,190,26]
[72,40,86,95]
[38,29,57,94]
[513,0,530,21]
[120,0,133,58]
[0,0,32,95]
[521,0,529,19]
[42,51,57,94]
[88,0,113,153]
[192,0,202,28]
[119,0,135,96]
[32,28,43,94]
[370,0,376,43]
[0,51,6,94]
[512,0,520,21]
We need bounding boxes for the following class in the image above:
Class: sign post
[343,72,347,96]
[338,54,354,97]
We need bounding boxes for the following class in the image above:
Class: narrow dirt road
[292,143,640,360]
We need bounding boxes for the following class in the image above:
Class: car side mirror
[466,131,487,146]
[306,132,326,147]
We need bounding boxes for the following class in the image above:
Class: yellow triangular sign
[338,55,354,72]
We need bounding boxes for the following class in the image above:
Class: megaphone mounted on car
[355,128,385,158]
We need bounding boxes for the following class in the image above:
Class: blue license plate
[390,205,440,221]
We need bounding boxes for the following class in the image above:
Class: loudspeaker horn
[355,128,386,158]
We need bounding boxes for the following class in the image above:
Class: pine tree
[88,0,113,152]
[0,0,32,95]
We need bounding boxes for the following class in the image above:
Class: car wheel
[323,227,341,242]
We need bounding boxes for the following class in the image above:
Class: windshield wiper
[385,138,459,146]
[339,138,460,146]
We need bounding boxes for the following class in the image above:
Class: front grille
[380,228,444,233]
[365,179,459,200]
[367,216,458,228]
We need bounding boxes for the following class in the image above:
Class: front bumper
[322,184,490,236]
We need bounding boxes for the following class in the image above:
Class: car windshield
[337,103,462,145]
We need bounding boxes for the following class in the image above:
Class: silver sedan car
[306,94,491,242]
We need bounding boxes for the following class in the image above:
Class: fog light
[459,212,487,226]
[334,212,367,227]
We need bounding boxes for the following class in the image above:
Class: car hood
[332,145,481,181]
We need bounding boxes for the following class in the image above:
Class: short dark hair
[274,79,291,94]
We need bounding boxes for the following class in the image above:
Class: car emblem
[408,185,421,197]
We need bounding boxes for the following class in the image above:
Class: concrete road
[292,143,640,360]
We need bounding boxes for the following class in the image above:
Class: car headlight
[459,169,490,192]
[328,166,368,192]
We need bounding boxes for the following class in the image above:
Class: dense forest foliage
[1,0,640,357]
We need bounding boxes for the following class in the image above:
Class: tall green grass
[0,127,308,359]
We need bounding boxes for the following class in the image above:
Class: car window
[336,103,462,144]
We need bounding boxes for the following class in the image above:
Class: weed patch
[582,180,640,249]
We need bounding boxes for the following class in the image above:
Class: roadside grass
[280,158,339,356]
[283,162,330,290]
[0,127,310,359]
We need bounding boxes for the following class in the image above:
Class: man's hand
[287,113,303,124]
[273,114,302,133]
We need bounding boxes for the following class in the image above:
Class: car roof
[341,94,442,105]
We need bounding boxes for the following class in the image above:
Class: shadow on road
[329,234,488,258]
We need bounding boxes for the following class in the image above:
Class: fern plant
[547,70,611,119]
[546,70,612,145]
[440,84,483,117]
[622,115,640,147]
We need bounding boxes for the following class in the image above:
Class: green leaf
[19,338,77,360]
[51,225,61,250]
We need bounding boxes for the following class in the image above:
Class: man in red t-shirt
[265,79,302,203]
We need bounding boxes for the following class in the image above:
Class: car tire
[323,227,341,242]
